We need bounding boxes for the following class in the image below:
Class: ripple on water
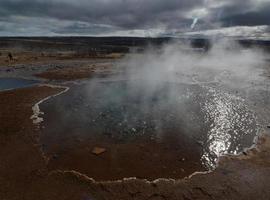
[200,86,258,168]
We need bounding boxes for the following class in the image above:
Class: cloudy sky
[0,0,270,38]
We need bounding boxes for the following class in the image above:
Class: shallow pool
[39,78,261,180]
[0,78,39,91]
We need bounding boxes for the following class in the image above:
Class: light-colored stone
[92,147,106,155]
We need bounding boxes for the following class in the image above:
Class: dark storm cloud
[52,22,116,35]
[0,0,203,29]
[0,0,269,36]
[208,0,270,27]
[221,4,270,27]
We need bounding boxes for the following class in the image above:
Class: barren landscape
[1,37,270,200]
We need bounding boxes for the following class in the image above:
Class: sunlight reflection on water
[201,86,258,168]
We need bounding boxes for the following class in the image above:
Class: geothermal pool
[0,78,39,91]
[38,67,270,180]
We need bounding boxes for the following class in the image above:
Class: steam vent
[1,9,270,199]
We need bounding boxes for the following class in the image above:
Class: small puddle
[0,78,39,91]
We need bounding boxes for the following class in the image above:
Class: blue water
[0,78,39,91]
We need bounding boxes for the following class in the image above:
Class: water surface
[0,78,39,91]
[39,72,265,180]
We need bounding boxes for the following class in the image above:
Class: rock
[92,147,106,155]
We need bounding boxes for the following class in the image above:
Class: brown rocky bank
[0,85,270,200]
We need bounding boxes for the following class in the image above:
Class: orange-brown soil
[35,67,94,80]
[35,63,112,80]
[0,49,123,67]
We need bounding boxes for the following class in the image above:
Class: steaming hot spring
[38,43,269,181]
